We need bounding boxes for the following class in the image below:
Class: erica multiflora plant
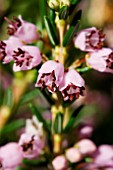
[0,0,113,170]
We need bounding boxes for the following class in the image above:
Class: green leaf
[39,0,47,28]
[44,16,58,46]
[64,105,97,132]
[76,67,92,73]
[53,112,63,134]
[29,103,50,133]
[20,89,41,105]
[23,158,47,167]
[59,6,69,20]
[64,105,83,132]
[63,21,80,46]
[3,87,13,107]
[71,10,82,26]
[0,119,25,135]
[71,0,81,5]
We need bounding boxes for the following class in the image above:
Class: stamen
[21,135,35,152]
[62,83,85,101]
[85,30,105,50]
[38,70,56,92]
[13,48,33,67]
[0,41,6,61]
[106,52,113,69]
[4,16,22,35]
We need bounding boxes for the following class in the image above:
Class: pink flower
[18,133,44,159]
[78,125,93,139]
[52,155,68,170]
[74,27,105,52]
[5,15,40,44]
[59,69,85,101]
[86,48,113,73]
[75,139,96,155]
[83,145,113,170]
[13,46,41,71]
[35,60,64,93]
[0,142,23,169]
[94,145,113,167]
[0,36,23,64]
[65,147,82,163]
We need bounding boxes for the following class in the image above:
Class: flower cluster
[52,139,113,170]
[74,27,113,73]
[35,60,85,101]
[0,116,44,169]
[0,1,113,169]
[0,15,41,71]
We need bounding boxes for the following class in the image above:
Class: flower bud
[65,147,82,163]
[48,0,60,10]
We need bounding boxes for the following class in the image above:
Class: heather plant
[0,0,113,170]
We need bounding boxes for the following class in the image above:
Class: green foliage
[64,104,97,132]
[63,21,80,46]
[53,112,63,134]
[3,87,13,107]
[44,16,58,46]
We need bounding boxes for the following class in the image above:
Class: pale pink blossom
[52,155,68,170]
[5,15,40,44]
[59,69,85,101]
[81,145,113,170]
[94,145,113,167]
[0,36,23,64]
[75,139,96,155]
[13,46,41,71]
[65,147,82,163]
[35,60,64,92]
[0,142,23,169]
[74,27,105,52]
[86,48,113,73]
[18,133,44,159]
[78,125,93,139]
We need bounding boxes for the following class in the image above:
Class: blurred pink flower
[81,145,113,170]
[5,15,40,44]
[13,46,41,71]
[0,36,23,64]
[52,155,68,170]
[74,27,105,52]
[35,60,64,93]
[65,147,82,163]
[86,48,113,73]
[18,133,44,159]
[0,142,23,169]
[78,125,93,139]
[94,145,113,167]
[59,69,85,101]
[75,139,96,155]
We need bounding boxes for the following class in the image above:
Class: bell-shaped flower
[35,60,64,93]
[59,69,85,101]
[86,48,113,73]
[52,155,68,170]
[18,133,44,159]
[0,36,23,64]
[13,46,41,71]
[25,116,43,137]
[74,27,105,52]
[75,139,96,155]
[0,142,23,169]
[5,15,40,44]
[65,147,82,163]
